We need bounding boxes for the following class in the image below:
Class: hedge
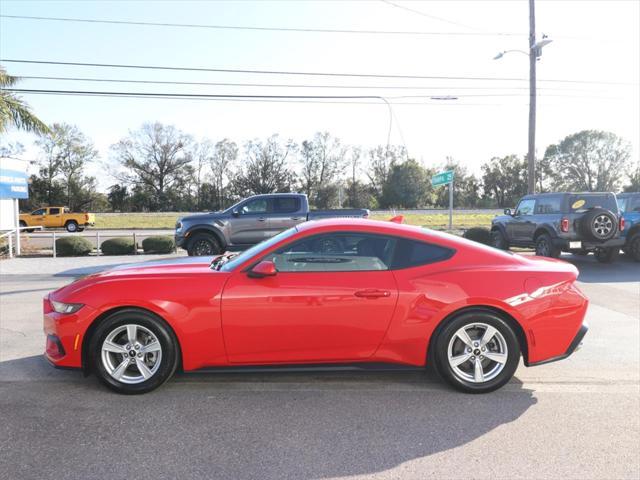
[462,227,493,246]
[56,236,93,256]
[142,235,175,254]
[100,237,136,256]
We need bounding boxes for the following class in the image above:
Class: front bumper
[528,322,589,367]
[43,296,97,369]
[175,232,187,248]
[553,237,624,250]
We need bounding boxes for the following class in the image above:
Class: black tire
[535,233,561,258]
[580,208,618,241]
[627,233,640,262]
[19,220,35,233]
[491,229,509,250]
[65,220,79,233]
[433,310,520,394]
[594,247,620,263]
[187,233,222,256]
[90,309,179,394]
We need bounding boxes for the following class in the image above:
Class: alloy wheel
[593,215,613,238]
[101,324,163,384]
[447,322,508,383]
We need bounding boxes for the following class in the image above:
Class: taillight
[85,214,89,221]
[620,216,625,231]
[561,218,569,233]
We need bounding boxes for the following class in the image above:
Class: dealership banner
[0,158,29,199]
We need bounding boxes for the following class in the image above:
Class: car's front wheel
[434,310,520,393]
[187,233,222,256]
[90,309,179,394]
[491,229,509,250]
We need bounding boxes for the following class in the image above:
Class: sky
[1,0,639,191]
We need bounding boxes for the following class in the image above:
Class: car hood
[179,211,225,223]
[51,256,224,300]
[492,214,512,224]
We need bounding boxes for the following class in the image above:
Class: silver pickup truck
[175,193,370,256]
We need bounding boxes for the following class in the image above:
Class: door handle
[257,217,266,222]
[354,289,391,299]
[291,217,301,221]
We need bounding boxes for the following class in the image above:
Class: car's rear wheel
[434,311,520,393]
[627,233,640,262]
[491,229,509,250]
[90,309,179,394]
[594,247,619,263]
[535,233,560,258]
[187,233,222,256]
[65,221,78,233]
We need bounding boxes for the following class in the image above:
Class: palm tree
[0,68,49,135]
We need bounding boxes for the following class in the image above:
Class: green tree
[432,159,480,208]
[0,68,49,135]
[543,130,631,192]
[107,184,130,211]
[481,155,528,207]
[366,145,407,201]
[381,159,429,208]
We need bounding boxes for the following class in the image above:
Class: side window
[632,197,640,212]
[515,199,536,216]
[240,199,268,214]
[391,239,454,269]
[266,233,394,272]
[32,208,46,216]
[534,197,561,214]
[49,207,60,215]
[273,197,300,214]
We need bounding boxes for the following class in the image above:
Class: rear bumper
[553,237,624,250]
[527,322,588,367]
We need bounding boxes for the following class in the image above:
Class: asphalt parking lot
[0,253,638,480]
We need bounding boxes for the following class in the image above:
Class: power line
[0,14,524,37]
[2,59,635,85]
[3,88,621,102]
[14,75,608,93]
[380,0,484,32]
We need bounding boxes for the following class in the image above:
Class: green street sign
[431,170,454,187]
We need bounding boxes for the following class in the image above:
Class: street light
[494,1,553,194]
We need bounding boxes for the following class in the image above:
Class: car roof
[617,192,639,198]
[523,192,615,197]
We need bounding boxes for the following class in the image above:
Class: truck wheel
[491,229,509,250]
[19,220,34,233]
[594,247,619,263]
[187,233,222,256]
[535,233,560,258]
[65,221,79,232]
[627,233,640,262]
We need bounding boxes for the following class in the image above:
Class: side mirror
[504,208,512,216]
[232,209,240,217]
[248,260,277,278]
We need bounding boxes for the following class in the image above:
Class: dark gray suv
[491,192,625,262]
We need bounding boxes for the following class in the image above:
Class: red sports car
[43,219,588,394]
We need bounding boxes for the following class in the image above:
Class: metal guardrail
[10,231,177,258]
[0,226,44,258]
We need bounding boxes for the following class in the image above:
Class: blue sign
[0,168,29,199]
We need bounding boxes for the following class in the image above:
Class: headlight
[175,221,183,232]
[51,300,84,314]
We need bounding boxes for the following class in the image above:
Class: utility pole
[527,0,536,194]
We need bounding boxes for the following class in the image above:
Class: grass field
[95,212,495,230]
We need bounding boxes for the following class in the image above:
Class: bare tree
[232,135,295,195]
[210,138,238,209]
[111,123,193,210]
[298,132,347,206]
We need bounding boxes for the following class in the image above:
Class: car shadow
[1,355,537,480]
[561,253,640,283]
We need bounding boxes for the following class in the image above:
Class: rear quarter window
[391,238,454,269]
[569,195,617,213]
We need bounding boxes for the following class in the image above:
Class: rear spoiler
[389,215,404,224]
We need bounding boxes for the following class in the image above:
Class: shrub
[142,235,175,254]
[101,237,136,256]
[462,227,492,246]
[56,236,93,257]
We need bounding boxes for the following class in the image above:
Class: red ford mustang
[44,218,588,394]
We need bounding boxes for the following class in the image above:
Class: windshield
[219,227,298,272]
